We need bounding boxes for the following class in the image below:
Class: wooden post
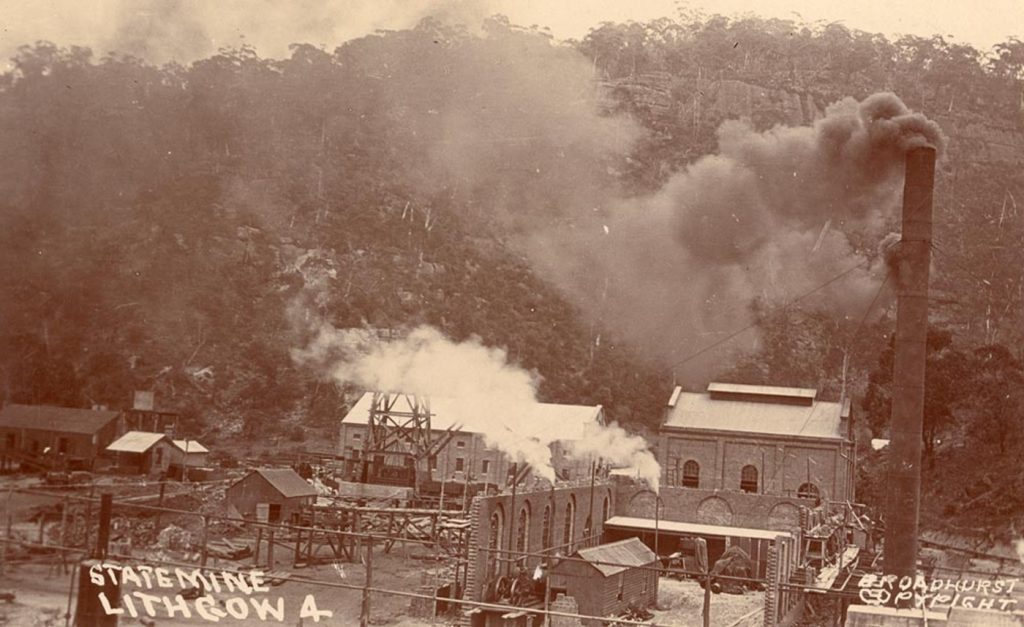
[60,495,69,574]
[95,494,113,559]
[84,486,94,551]
[360,536,373,627]
[267,529,275,571]
[703,569,712,627]
[1,488,11,576]
[307,511,315,563]
[254,527,262,566]
[156,481,166,530]
[200,515,209,567]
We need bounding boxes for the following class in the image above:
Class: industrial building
[0,403,122,471]
[643,382,855,533]
[339,392,605,487]
[660,382,854,501]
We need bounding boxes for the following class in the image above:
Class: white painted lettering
[299,594,333,622]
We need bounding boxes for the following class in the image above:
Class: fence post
[703,568,712,627]
[1,487,11,576]
[60,494,69,573]
[200,515,209,567]
[360,536,373,627]
[268,529,275,571]
[254,526,262,567]
[95,494,112,559]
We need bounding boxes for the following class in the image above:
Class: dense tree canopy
[1,13,1022,532]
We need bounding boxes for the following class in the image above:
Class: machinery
[661,536,708,580]
[358,393,461,494]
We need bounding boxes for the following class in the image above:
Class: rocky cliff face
[601,72,821,129]
[603,73,1024,166]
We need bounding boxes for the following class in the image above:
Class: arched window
[562,497,575,551]
[488,507,504,576]
[583,516,593,546]
[798,482,820,499]
[682,460,700,488]
[541,505,552,552]
[740,465,758,493]
[516,503,530,555]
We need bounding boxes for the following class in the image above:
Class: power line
[666,254,881,372]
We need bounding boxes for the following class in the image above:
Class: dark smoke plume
[524,93,944,378]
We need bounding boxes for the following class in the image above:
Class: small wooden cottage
[549,537,658,626]
[106,431,174,475]
[168,439,209,469]
[225,468,318,523]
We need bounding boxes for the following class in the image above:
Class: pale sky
[0,0,1021,66]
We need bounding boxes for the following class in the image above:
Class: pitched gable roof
[341,392,603,442]
[0,404,120,435]
[107,431,168,453]
[171,439,209,454]
[247,468,317,498]
[663,384,847,440]
[574,537,656,577]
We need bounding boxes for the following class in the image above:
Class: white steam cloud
[292,323,660,489]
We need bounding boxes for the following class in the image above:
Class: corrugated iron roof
[604,516,794,541]
[0,404,120,435]
[663,387,845,440]
[341,393,603,442]
[107,431,167,453]
[171,440,209,454]
[250,468,318,498]
[574,537,656,577]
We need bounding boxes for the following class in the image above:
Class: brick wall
[465,481,615,604]
[659,429,854,502]
[617,483,811,532]
[550,594,583,627]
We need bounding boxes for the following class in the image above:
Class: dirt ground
[651,578,763,627]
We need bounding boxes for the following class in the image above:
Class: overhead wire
[665,252,884,372]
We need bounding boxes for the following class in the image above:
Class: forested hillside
[1,14,1022,533]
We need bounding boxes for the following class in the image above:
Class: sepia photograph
[0,1,1022,625]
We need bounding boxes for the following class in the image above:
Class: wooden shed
[225,468,318,523]
[168,439,209,468]
[548,537,658,626]
[106,431,174,475]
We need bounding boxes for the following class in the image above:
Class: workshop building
[225,468,318,523]
[0,404,122,470]
[340,392,604,486]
